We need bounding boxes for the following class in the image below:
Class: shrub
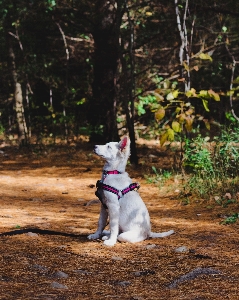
[183,127,239,200]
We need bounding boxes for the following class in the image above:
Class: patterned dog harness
[95,170,140,209]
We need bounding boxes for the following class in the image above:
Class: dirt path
[0,143,238,299]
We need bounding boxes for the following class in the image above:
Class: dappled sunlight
[0,145,238,299]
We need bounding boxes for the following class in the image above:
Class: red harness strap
[95,170,140,208]
[97,181,140,200]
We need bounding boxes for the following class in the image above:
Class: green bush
[183,127,239,200]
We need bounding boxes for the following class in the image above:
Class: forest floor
[0,139,238,300]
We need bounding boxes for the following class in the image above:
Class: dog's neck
[102,160,127,175]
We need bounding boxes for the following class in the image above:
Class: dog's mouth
[93,148,103,157]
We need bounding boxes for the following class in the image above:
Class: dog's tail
[149,229,174,238]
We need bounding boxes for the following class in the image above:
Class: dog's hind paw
[88,233,101,240]
[103,239,116,246]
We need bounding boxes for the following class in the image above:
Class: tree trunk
[6,19,28,145]
[90,0,123,142]
[15,82,28,144]
[120,48,138,165]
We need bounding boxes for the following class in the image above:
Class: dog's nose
[93,145,98,152]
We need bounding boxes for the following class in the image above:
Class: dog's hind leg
[117,231,146,243]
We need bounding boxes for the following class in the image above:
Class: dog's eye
[107,145,111,149]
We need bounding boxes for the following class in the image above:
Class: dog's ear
[119,136,129,151]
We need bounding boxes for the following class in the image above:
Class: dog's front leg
[88,205,108,240]
[103,202,119,246]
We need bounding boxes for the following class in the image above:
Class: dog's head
[94,137,130,164]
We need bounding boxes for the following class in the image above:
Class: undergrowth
[144,166,173,189]
[183,126,239,202]
[145,126,239,209]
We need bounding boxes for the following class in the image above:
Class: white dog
[88,136,174,246]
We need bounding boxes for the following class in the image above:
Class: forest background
[0,0,239,166]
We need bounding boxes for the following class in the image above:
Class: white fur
[88,137,174,246]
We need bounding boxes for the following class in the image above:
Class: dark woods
[0,1,239,164]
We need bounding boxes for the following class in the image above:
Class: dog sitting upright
[88,136,174,246]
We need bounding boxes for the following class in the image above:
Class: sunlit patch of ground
[0,142,238,299]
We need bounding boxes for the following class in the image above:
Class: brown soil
[0,141,238,300]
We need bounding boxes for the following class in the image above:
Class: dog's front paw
[88,233,101,240]
[102,235,109,241]
[103,239,117,246]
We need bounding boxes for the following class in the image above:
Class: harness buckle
[118,190,123,198]
[96,180,103,188]
[129,182,140,191]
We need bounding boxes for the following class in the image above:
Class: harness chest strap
[97,181,140,200]
[95,170,140,208]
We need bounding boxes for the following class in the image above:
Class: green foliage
[137,79,221,145]
[0,123,5,135]
[221,213,239,225]
[1,0,239,144]
[183,127,239,199]
[145,166,172,189]
[136,94,157,116]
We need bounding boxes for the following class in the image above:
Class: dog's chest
[100,174,133,205]
[103,174,132,190]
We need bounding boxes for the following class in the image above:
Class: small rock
[33,264,48,272]
[62,191,68,194]
[145,244,157,250]
[74,269,91,275]
[26,232,38,238]
[51,282,68,289]
[52,271,69,279]
[88,184,95,188]
[112,256,123,261]
[114,281,131,287]
[175,246,188,253]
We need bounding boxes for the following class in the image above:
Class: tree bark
[6,19,28,145]
[90,0,123,142]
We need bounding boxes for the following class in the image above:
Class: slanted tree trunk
[90,0,123,142]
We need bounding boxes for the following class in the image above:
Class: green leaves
[155,107,165,121]
[199,53,213,61]
[138,79,222,146]
[172,121,181,133]
[221,213,239,225]
[165,85,219,141]
[202,99,209,112]
[166,90,178,100]
[160,128,174,146]
[136,94,157,116]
